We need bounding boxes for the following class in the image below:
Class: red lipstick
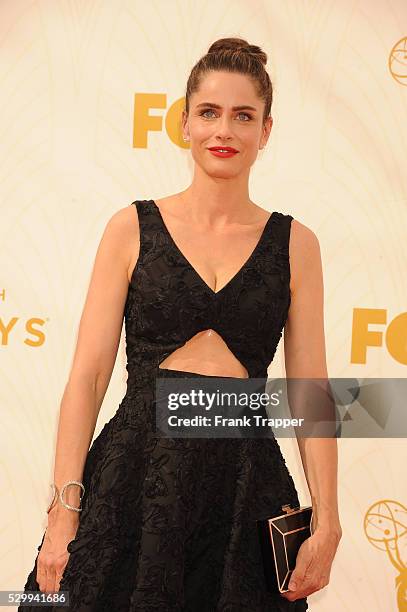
[208,146,239,158]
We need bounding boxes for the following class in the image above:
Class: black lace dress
[20,199,308,611]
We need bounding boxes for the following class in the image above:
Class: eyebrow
[195,102,257,112]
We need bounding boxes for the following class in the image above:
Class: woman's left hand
[280,524,342,602]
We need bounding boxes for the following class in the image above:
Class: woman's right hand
[36,510,79,594]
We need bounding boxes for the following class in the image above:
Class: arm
[47,205,139,526]
[284,220,342,533]
[281,220,342,601]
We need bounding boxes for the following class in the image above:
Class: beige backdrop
[1,1,407,610]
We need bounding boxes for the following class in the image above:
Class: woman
[20,37,342,611]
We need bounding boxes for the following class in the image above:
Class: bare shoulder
[154,193,183,217]
[289,218,320,253]
[289,218,322,293]
[108,203,139,238]
[105,204,140,283]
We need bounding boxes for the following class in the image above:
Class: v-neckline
[150,199,275,297]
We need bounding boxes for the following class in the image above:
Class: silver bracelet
[59,480,85,512]
[46,484,59,514]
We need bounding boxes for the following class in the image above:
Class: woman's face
[182,70,272,179]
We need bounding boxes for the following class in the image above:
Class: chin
[206,168,241,179]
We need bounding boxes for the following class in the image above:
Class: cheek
[191,124,211,142]
[242,130,261,146]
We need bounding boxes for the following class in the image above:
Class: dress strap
[282,213,294,248]
[269,211,293,253]
[271,212,294,302]
[129,199,159,269]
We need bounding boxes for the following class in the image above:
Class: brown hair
[184,37,273,124]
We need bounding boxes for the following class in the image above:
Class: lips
[208,147,239,153]
[208,146,239,158]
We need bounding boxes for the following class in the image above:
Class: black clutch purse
[257,504,314,593]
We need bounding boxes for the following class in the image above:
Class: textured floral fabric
[20,199,308,611]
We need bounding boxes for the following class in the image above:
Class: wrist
[313,517,342,537]
[46,481,85,516]
[310,504,341,533]
[47,503,80,526]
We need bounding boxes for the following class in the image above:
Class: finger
[287,542,313,593]
[45,565,57,594]
[281,567,313,599]
[37,571,46,592]
[54,565,66,592]
[54,572,62,592]
[282,575,320,601]
[36,562,46,592]
[288,557,310,590]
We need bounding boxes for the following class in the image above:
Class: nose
[215,115,234,141]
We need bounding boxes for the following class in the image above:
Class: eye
[200,109,216,119]
[199,109,253,121]
[237,112,252,121]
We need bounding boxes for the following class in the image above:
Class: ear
[181,109,190,141]
[259,115,273,150]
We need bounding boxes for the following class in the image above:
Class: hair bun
[208,37,267,66]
